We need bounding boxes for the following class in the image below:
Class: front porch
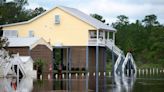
[88,30,116,46]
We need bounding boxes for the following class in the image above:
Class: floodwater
[0,71,164,92]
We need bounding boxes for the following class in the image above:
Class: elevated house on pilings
[1,6,136,80]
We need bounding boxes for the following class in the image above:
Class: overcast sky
[26,0,164,25]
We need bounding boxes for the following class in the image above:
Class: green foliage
[142,14,159,27]
[112,14,164,67]
[91,13,164,68]
[34,59,45,73]
[90,13,106,23]
[0,0,46,25]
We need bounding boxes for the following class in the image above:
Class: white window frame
[3,30,18,37]
[55,15,60,24]
[28,30,34,37]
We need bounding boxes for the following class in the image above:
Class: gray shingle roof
[8,37,40,47]
[59,6,116,31]
[7,37,53,50]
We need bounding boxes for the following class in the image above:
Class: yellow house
[1,6,136,79]
[1,6,116,46]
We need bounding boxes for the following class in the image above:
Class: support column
[61,49,63,70]
[86,46,89,91]
[113,32,115,44]
[96,46,99,92]
[66,48,69,78]
[104,48,107,92]
[103,31,105,41]
[97,30,99,44]
[68,48,71,71]
[107,32,110,40]
[86,46,89,72]
[66,48,69,91]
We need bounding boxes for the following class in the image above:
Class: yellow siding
[3,7,96,46]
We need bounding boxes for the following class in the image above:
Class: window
[90,31,96,38]
[29,31,34,37]
[55,15,60,24]
[3,30,18,37]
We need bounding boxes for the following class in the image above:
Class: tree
[28,7,46,19]
[142,14,159,27]
[90,13,106,23]
[0,0,46,25]
[14,0,28,7]
[112,15,129,28]
[0,27,10,65]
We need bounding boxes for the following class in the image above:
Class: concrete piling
[87,72,89,76]
[93,72,95,76]
[55,74,58,79]
[75,73,78,78]
[62,74,65,79]
[150,68,152,75]
[48,74,50,79]
[142,69,144,75]
[40,75,42,80]
[82,73,84,77]
[104,72,106,76]
[138,69,141,76]
[69,73,71,78]
[109,72,111,76]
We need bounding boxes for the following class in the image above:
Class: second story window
[55,15,60,24]
[3,30,18,37]
[29,31,34,37]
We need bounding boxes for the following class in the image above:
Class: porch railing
[88,38,114,46]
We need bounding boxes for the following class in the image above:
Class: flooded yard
[0,70,164,92]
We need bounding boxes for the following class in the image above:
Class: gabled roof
[7,37,52,50]
[1,6,116,32]
[59,6,116,31]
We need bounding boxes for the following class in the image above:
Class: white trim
[30,38,52,51]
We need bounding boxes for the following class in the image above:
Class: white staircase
[0,54,26,78]
[4,62,13,76]
[105,39,137,75]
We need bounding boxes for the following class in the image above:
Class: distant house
[6,37,53,79]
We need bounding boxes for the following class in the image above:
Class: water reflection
[111,73,136,92]
[0,74,136,92]
[0,77,33,92]
[1,72,164,92]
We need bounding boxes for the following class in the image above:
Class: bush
[34,59,45,74]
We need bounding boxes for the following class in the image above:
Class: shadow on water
[0,72,164,92]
